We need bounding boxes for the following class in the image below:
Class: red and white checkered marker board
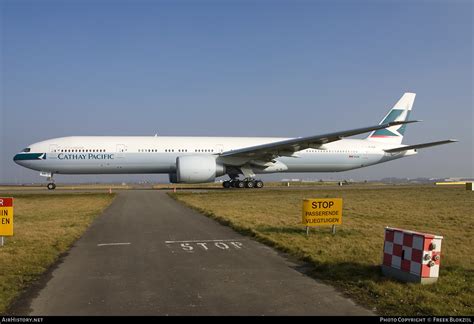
[383,227,443,278]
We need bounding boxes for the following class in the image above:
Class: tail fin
[366,92,416,145]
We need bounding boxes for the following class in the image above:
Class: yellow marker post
[0,197,14,246]
[302,198,342,234]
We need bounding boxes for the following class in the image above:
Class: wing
[383,139,458,153]
[220,120,418,160]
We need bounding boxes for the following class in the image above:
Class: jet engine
[175,155,225,183]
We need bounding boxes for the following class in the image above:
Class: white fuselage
[13,136,415,176]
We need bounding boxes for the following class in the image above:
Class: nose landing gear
[40,172,56,190]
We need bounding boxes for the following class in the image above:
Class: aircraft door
[116,144,127,158]
[215,144,224,154]
[49,144,59,153]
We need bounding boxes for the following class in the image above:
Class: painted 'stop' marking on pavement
[165,239,243,244]
[97,242,131,247]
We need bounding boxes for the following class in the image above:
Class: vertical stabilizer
[366,92,416,145]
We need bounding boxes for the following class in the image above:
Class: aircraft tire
[235,180,245,189]
[245,181,255,188]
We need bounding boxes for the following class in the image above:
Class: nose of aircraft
[13,150,45,167]
[13,153,23,165]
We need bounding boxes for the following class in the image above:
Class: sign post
[0,197,14,246]
[302,198,342,234]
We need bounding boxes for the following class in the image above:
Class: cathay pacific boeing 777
[14,93,457,189]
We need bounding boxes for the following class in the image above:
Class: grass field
[171,185,473,316]
[0,193,115,314]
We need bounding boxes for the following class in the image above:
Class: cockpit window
[22,148,31,152]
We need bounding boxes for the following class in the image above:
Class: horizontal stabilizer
[384,139,458,153]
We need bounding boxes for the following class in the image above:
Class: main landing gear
[223,179,264,189]
[47,183,56,190]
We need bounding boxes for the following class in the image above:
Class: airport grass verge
[0,193,115,314]
[171,185,473,316]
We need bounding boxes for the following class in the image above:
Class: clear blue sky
[1,0,472,183]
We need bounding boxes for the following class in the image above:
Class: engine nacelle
[176,155,225,183]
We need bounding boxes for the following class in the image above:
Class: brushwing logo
[371,109,411,138]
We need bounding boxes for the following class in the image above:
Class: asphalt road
[11,190,373,315]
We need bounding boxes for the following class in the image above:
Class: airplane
[13,93,457,190]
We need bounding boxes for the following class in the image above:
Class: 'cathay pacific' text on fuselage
[57,153,115,160]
